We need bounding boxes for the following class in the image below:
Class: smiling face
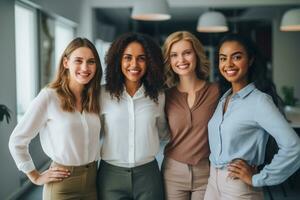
[121,42,147,87]
[219,41,252,90]
[169,40,197,78]
[63,47,96,88]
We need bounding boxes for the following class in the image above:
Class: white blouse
[9,88,101,173]
[100,85,168,167]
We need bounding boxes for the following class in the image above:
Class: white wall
[273,14,300,100]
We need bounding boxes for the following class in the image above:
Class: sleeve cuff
[252,172,268,187]
[17,160,36,174]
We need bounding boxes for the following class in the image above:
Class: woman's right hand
[27,167,70,185]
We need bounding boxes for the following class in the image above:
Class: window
[15,3,38,121]
[54,21,75,69]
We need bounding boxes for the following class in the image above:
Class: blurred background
[0,0,300,199]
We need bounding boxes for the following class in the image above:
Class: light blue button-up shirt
[208,83,300,187]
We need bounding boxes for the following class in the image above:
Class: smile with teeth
[128,68,141,75]
[77,71,91,78]
[177,63,189,70]
[225,68,238,76]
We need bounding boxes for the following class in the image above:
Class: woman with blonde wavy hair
[9,37,102,200]
[162,31,219,200]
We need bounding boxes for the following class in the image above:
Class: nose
[175,54,185,63]
[81,61,89,70]
[225,58,233,67]
[130,57,137,67]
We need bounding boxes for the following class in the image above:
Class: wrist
[27,170,40,185]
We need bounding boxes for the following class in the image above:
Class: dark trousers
[97,159,164,200]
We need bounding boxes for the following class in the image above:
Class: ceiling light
[280,8,300,31]
[131,0,171,21]
[197,11,229,33]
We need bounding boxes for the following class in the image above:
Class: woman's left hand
[227,159,257,186]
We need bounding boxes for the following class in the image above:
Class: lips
[176,63,190,70]
[224,68,238,77]
[77,71,91,78]
[127,68,141,75]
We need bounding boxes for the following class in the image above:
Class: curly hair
[49,37,102,113]
[105,32,164,102]
[216,33,284,111]
[162,31,210,88]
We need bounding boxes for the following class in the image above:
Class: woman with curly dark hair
[98,32,168,200]
[204,33,300,199]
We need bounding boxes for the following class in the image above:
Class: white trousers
[204,166,263,200]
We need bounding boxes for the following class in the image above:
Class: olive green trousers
[43,161,97,200]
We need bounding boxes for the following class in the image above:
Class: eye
[183,50,192,56]
[170,53,177,58]
[87,60,96,65]
[232,55,242,61]
[219,57,226,62]
[74,59,82,64]
[137,56,146,62]
[123,55,131,61]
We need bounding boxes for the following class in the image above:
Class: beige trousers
[43,161,97,200]
[162,157,210,200]
[204,166,263,200]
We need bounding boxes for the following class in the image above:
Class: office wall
[0,0,92,199]
[273,15,300,100]
[0,1,20,199]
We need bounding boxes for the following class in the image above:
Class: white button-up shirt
[9,88,101,173]
[100,85,168,167]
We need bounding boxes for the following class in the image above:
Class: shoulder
[165,86,177,98]
[205,82,220,101]
[250,89,275,109]
[207,82,220,94]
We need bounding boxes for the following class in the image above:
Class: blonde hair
[49,38,102,113]
[162,31,210,88]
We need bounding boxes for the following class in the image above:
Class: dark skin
[219,41,257,186]
[227,159,257,186]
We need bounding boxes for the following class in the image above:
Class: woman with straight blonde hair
[9,37,102,200]
[162,31,219,200]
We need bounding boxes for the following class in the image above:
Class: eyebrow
[123,53,146,57]
[170,48,193,54]
[74,56,95,60]
[219,51,244,57]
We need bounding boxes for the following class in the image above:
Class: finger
[50,167,70,172]
[48,177,64,183]
[49,171,70,178]
[232,160,248,168]
[228,166,242,175]
[228,163,243,170]
[228,172,240,179]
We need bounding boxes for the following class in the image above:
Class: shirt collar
[220,82,256,101]
[123,84,145,99]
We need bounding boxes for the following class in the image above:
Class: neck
[177,74,205,93]
[68,81,84,101]
[231,81,248,94]
[125,81,141,97]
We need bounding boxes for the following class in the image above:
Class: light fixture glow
[280,8,300,31]
[131,0,171,21]
[197,11,229,33]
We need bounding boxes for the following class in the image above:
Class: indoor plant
[0,104,11,123]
